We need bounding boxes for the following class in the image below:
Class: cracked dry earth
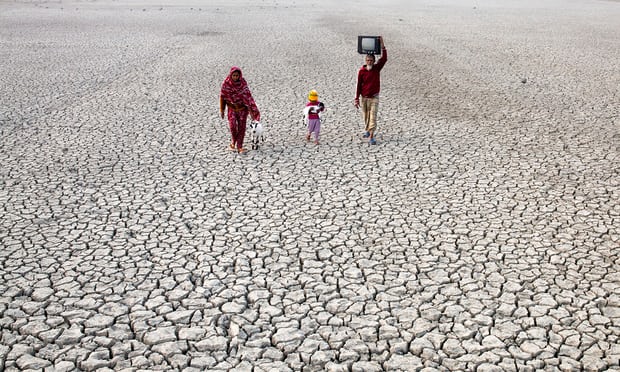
[0,0,619,371]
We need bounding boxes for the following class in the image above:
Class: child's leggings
[307,118,321,141]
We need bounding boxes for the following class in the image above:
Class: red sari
[219,67,260,151]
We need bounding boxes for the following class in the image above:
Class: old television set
[357,36,381,55]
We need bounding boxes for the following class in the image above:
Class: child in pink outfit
[303,90,325,145]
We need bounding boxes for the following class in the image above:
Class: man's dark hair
[366,54,376,61]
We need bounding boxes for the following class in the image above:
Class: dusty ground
[1,0,619,370]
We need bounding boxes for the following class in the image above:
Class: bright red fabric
[220,66,260,121]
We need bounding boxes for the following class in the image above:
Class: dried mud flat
[1,0,619,370]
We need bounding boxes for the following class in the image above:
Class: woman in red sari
[219,67,260,153]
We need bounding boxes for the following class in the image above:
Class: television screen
[358,36,381,55]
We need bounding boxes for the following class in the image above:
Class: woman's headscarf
[220,66,260,121]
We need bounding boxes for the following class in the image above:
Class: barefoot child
[303,90,325,145]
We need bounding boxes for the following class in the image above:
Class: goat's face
[250,122,264,137]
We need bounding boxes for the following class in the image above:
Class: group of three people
[219,37,387,153]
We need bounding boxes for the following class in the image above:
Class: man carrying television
[354,36,387,145]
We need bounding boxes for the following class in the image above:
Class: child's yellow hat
[308,90,318,102]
